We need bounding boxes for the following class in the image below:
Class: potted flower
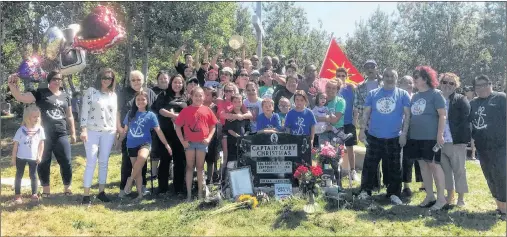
[316,141,344,188]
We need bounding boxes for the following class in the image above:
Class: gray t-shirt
[408,89,446,140]
[470,92,506,150]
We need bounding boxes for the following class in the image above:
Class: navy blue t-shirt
[123,111,159,148]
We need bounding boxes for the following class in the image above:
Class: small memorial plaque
[274,183,293,200]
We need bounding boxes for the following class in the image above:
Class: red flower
[311,166,323,177]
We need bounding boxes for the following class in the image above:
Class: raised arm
[7,74,36,104]
[193,44,202,69]
[173,44,186,68]
[210,48,223,69]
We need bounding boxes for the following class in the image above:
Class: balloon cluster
[20,5,125,78]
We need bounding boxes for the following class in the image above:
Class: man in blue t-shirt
[358,68,411,205]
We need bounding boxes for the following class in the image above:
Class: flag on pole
[319,38,364,85]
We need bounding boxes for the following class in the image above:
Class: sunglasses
[224,89,234,93]
[222,73,232,77]
[102,77,113,80]
[441,80,455,86]
[51,78,63,82]
[131,79,142,82]
[336,74,347,78]
[240,74,249,77]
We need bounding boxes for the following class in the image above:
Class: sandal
[64,190,73,196]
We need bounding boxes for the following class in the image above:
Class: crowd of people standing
[6,45,506,218]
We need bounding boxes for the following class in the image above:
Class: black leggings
[38,132,72,187]
[120,139,147,190]
[157,128,186,193]
[15,158,38,195]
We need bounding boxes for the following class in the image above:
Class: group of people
[6,46,506,218]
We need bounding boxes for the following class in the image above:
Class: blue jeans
[186,142,208,153]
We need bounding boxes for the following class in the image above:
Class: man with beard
[358,68,410,205]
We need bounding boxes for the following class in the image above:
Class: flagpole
[318,33,335,79]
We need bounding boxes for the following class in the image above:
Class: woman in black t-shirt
[154,74,188,195]
[8,71,77,197]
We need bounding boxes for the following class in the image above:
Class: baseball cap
[364,59,377,67]
[221,67,233,75]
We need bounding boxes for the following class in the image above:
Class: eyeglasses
[364,65,376,69]
[102,77,113,80]
[131,79,142,82]
[441,80,455,86]
[222,73,232,77]
[279,105,290,108]
[224,89,234,93]
[240,74,249,77]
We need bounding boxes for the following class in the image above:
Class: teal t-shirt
[259,86,274,99]
[326,96,346,129]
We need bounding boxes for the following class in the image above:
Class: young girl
[259,70,275,99]
[216,83,252,182]
[284,90,317,147]
[118,91,172,201]
[257,98,281,133]
[204,69,220,89]
[312,92,330,135]
[12,104,45,204]
[175,87,218,201]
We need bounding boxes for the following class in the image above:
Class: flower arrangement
[294,164,323,197]
[209,194,259,216]
[318,141,344,164]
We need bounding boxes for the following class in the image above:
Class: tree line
[0,2,505,94]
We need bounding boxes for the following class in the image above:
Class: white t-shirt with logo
[13,125,46,160]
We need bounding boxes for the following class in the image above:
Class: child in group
[284,90,317,147]
[203,87,220,184]
[258,70,275,99]
[11,104,45,204]
[312,92,353,145]
[186,77,200,95]
[175,87,218,201]
[256,98,281,133]
[224,94,250,170]
[118,91,173,201]
[216,82,252,183]
[243,82,263,134]
[277,97,291,129]
[204,69,221,90]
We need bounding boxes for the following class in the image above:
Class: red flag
[319,38,364,85]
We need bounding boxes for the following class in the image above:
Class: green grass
[1,116,505,236]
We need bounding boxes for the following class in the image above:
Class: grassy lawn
[1,116,505,236]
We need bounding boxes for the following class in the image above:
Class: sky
[295,2,399,40]
[241,1,399,40]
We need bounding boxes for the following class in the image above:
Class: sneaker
[402,188,413,197]
[118,190,127,198]
[350,170,357,181]
[30,194,40,202]
[390,195,403,205]
[358,191,370,200]
[97,192,111,202]
[13,195,23,205]
[142,186,150,196]
[456,199,465,207]
[81,196,92,205]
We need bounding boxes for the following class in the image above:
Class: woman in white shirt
[80,68,118,205]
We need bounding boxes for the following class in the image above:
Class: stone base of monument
[340,145,365,175]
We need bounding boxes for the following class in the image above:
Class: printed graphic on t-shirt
[130,117,147,138]
[376,97,396,114]
[47,99,64,120]
[411,98,426,116]
[190,113,204,132]
[294,117,306,135]
[472,106,487,130]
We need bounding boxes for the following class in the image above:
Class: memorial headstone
[237,133,312,187]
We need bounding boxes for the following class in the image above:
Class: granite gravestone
[237,133,312,187]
